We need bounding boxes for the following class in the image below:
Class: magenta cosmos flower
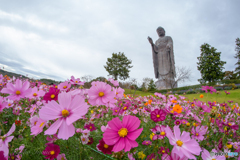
[150,109,167,122]
[202,86,216,94]
[43,87,60,102]
[103,115,143,152]
[0,123,15,157]
[1,79,32,100]
[165,125,201,160]
[42,143,60,160]
[88,81,115,106]
[39,92,89,140]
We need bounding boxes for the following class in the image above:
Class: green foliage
[147,79,156,92]
[197,43,226,83]
[234,38,240,78]
[104,52,133,80]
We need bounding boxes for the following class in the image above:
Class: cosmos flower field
[0,75,239,160]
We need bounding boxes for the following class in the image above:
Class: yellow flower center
[39,122,44,127]
[51,94,55,99]
[116,92,118,95]
[212,159,216,160]
[186,122,190,126]
[16,90,21,95]
[123,107,127,110]
[176,140,183,147]
[75,81,78,83]
[160,132,165,136]
[104,144,109,148]
[162,150,165,153]
[34,121,37,125]
[156,114,160,118]
[11,156,15,160]
[61,157,65,160]
[228,123,232,126]
[115,110,118,112]
[50,150,55,155]
[146,142,148,144]
[99,92,104,97]
[55,86,58,88]
[33,93,37,96]
[63,86,67,89]
[118,128,128,137]
[196,133,199,136]
[90,126,92,129]
[8,103,11,106]
[82,138,85,141]
[62,110,69,117]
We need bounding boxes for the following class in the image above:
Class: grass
[181,89,240,104]
[124,88,240,104]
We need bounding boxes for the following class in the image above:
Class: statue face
[157,28,165,37]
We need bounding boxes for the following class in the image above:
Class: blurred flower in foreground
[0,123,16,157]
[165,125,201,159]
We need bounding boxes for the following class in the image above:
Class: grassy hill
[124,88,240,104]
[0,69,60,85]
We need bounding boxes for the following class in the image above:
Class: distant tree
[142,77,151,90]
[165,66,191,90]
[234,38,240,78]
[223,71,237,80]
[148,79,157,91]
[197,43,226,84]
[104,52,133,80]
[81,75,94,88]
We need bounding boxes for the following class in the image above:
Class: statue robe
[151,36,176,80]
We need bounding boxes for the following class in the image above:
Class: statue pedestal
[155,79,178,90]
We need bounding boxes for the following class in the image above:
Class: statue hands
[147,36,154,45]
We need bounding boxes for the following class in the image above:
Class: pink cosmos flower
[165,125,201,160]
[1,79,32,100]
[201,148,226,160]
[162,152,188,160]
[113,87,124,99]
[202,86,216,94]
[58,81,71,91]
[191,126,208,142]
[39,91,89,140]
[150,125,167,140]
[30,118,46,136]
[0,123,15,157]
[28,87,45,99]
[0,96,7,112]
[108,78,119,87]
[57,153,67,160]
[103,115,143,152]
[88,81,115,106]
[142,140,152,145]
[70,76,85,85]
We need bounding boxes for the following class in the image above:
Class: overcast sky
[0,0,239,87]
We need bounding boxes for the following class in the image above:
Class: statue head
[156,27,165,37]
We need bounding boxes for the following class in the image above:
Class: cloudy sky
[0,0,239,87]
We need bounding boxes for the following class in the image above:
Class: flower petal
[45,119,63,135]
